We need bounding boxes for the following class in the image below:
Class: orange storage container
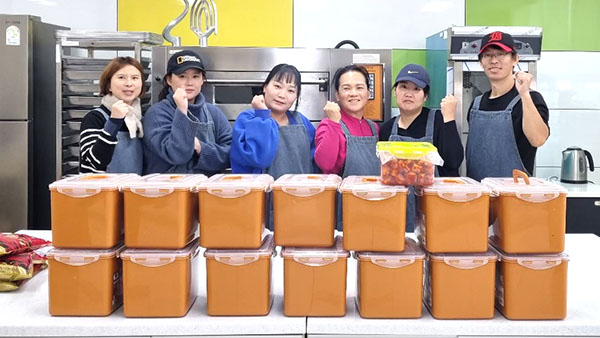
[415,177,490,253]
[49,174,137,249]
[356,238,425,318]
[281,236,349,317]
[491,240,568,319]
[204,234,275,316]
[47,244,124,316]
[120,240,199,317]
[272,174,341,247]
[424,249,498,319]
[197,174,273,249]
[121,174,207,249]
[483,171,567,253]
[339,176,408,251]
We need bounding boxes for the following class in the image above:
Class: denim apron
[388,108,437,232]
[266,111,312,180]
[184,104,216,173]
[466,95,526,181]
[337,118,380,230]
[97,109,143,175]
[265,111,313,230]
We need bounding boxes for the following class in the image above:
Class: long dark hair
[262,63,302,112]
[332,64,370,92]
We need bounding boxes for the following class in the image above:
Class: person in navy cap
[143,50,232,175]
[466,31,549,181]
[379,63,463,231]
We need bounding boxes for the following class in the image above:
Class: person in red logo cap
[465,31,550,181]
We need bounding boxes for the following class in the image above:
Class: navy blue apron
[97,108,143,175]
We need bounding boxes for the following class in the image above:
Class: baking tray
[62,161,80,174]
[63,109,89,119]
[62,56,150,68]
[63,94,150,107]
[62,146,79,159]
[62,134,80,146]
[63,69,149,81]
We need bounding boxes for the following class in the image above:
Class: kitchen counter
[557,181,600,198]
[2,233,600,338]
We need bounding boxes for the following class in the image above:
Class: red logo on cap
[490,31,502,42]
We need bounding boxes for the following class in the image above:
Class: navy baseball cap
[479,31,517,55]
[394,64,430,89]
[167,50,205,75]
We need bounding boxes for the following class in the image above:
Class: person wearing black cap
[466,31,549,181]
[143,50,232,175]
[379,63,463,231]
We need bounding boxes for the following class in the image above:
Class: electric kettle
[560,146,595,183]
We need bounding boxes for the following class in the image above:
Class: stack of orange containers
[483,170,569,320]
[48,173,136,316]
[119,174,206,317]
[415,176,498,319]
[197,174,276,316]
[339,175,426,319]
[271,174,351,317]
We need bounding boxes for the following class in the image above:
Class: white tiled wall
[535,51,600,182]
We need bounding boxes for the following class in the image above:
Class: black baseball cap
[479,31,517,55]
[167,50,205,75]
[393,64,430,89]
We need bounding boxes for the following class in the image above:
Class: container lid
[489,236,569,269]
[482,170,567,202]
[281,236,348,266]
[416,177,490,202]
[204,234,274,265]
[428,247,498,269]
[49,173,139,197]
[196,174,274,198]
[376,141,444,165]
[272,174,341,196]
[47,243,125,266]
[356,238,425,268]
[120,174,207,197]
[338,176,408,200]
[120,238,199,267]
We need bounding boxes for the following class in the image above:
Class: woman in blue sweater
[143,50,232,175]
[230,63,316,179]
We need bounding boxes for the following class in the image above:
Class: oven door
[203,71,329,122]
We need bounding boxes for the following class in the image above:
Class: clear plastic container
[339,176,408,251]
[376,141,443,186]
[415,177,490,253]
[272,174,341,247]
[491,239,568,319]
[197,174,274,249]
[121,174,207,249]
[356,238,425,318]
[424,248,498,319]
[120,239,199,317]
[281,236,349,316]
[48,244,124,316]
[204,234,275,316]
[482,170,567,253]
[49,174,138,249]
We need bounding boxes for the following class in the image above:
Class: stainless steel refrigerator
[0,14,67,232]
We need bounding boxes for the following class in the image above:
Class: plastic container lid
[49,173,139,197]
[376,141,443,165]
[196,174,274,198]
[272,174,342,197]
[120,174,207,197]
[356,238,425,268]
[120,239,199,267]
[415,177,490,202]
[204,234,274,266]
[281,236,349,266]
[47,243,125,266]
[338,176,408,200]
[489,236,569,269]
[428,247,498,270]
[482,170,567,203]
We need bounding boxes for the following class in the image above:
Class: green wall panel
[391,49,427,107]
[466,0,600,51]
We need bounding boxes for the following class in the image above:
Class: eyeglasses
[481,51,511,61]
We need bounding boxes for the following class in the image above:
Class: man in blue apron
[466,31,550,181]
